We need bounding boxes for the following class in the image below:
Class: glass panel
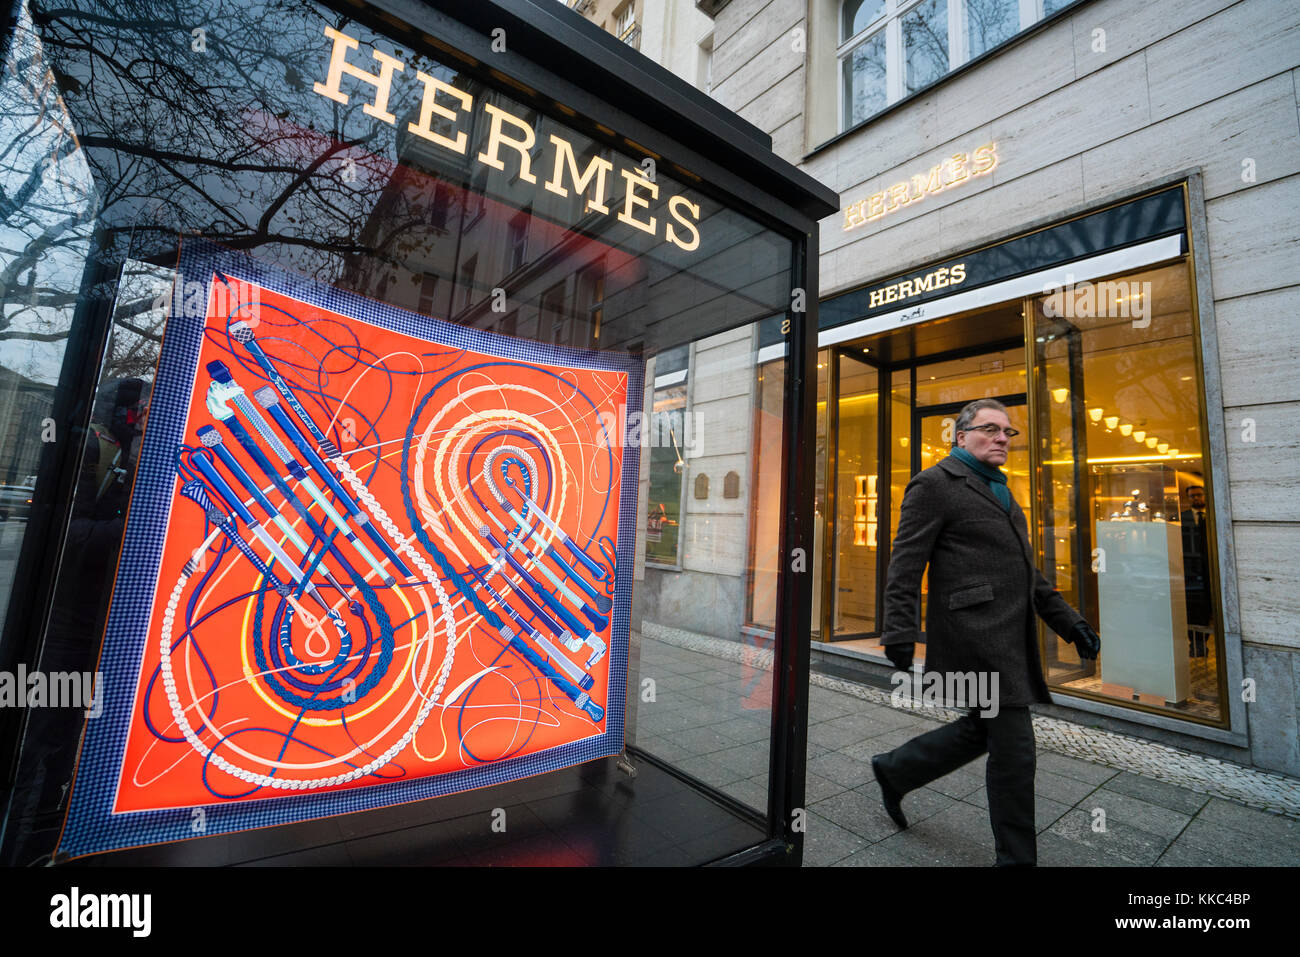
[645,379,688,566]
[831,353,879,637]
[903,0,951,95]
[813,350,829,636]
[883,366,917,661]
[1034,262,1222,721]
[914,346,1027,407]
[2,0,796,862]
[965,0,1020,59]
[1043,0,1074,16]
[843,0,887,39]
[888,366,912,582]
[747,356,785,632]
[0,4,100,626]
[843,29,888,127]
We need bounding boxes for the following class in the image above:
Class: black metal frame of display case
[0,0,837,866]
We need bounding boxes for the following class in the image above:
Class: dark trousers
[875,705,1036,866]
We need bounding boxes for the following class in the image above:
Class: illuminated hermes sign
[312,26,702,251]
[868,262,966,309]
[842,143,998,231]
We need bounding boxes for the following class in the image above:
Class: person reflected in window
[1180,484,1213,658]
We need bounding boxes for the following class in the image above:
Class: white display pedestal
[1096,521,1189,704]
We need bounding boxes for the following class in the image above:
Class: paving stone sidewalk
[633,627,1300,867]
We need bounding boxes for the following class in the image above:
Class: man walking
[871,398,1100,866]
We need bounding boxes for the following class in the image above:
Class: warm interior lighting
[1104,416,1119,429]
[1051,388,1069,404]
[1157,443,1169,454]
[1132,430,1145,443]
[899,437,909,447]
[1146,437,1159,448]
[1168,448,1180,457]
[1044,454,1202,465]
[1088,408,1104,422]
[1119,424,1132,436]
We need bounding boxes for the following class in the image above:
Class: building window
[645,345,689,568]
[466,169,487,226]
[839,0,1077,130]
[418,273,438,314]
[902,0,949,95]
[615,2,637,45]
[460,254,477,311]
[965,0,1020,60]
[539,280,566,343]
[841,16,887,127]
[1034,260,1224,723]
[507,207,529,274]
[574,259,605,344]
[429,181,451,231]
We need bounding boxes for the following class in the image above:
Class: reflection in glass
[966,0,1019,60]
[843,29,888,127]
[843,0,887,39]
[1,0,800,861]
[645,380,688,566]
[1034,262,1222,721]
[904,0,950,95]
[0,3,101,625]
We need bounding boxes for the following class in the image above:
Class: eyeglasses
[961,424,1020,438]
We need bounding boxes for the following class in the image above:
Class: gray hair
[953,398,1009,447]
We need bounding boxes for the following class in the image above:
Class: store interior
[763,260,1225,724]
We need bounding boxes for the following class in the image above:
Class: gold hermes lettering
[842,143,1001,230]
[666,195,701,252]
[311,30,704,251]
[312,26,404,125]
[407,71,473,153]
[544,136,613,213]
[617,168,658,235]
[477,103,539,184]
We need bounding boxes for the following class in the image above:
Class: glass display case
[0,0,836,866]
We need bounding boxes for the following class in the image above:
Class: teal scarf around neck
[951,446,1011,511]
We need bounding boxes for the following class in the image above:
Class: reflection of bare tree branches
[902,0,948,93]
[3,0,470,371]
[847,32,886,124]
[966,0,1017,58]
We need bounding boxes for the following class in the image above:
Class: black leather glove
[884,642,915,671]
[1069,621,1101,660]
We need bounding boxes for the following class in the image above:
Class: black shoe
[872,755,908,829]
